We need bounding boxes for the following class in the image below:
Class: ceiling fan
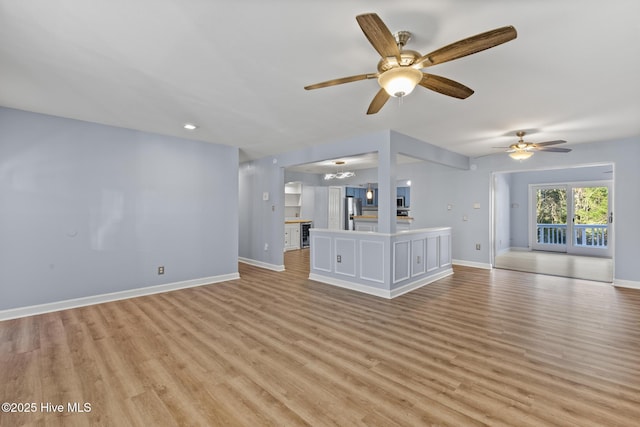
[304,13,517,114]
[499,131,571,160]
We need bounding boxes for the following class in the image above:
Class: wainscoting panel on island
[309,227,453,299]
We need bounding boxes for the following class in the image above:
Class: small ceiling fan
[498,131,571,160]
[304,13,517,114]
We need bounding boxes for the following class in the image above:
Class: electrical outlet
[337,255,342,263]
[416,255,421,264]
[158,266,164,275]
[264,243,269,251]
[475,244,481,250]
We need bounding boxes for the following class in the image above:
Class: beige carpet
[495,250,613,283]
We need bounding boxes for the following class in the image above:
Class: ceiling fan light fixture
[509,150,534,161]
[378,67,423,97]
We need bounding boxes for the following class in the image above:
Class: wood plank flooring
[1,249,640,426]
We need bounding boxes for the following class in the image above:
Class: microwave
[396,196,405,207]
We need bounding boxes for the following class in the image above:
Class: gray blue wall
[239,131,392,268]
[505,165,612,249]
[0,107,239,311]
[241,131,639,283]
[404,138,638,281]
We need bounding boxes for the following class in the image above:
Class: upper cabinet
[345,186,409,208]
[346,186,376,206]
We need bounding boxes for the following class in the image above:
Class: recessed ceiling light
[183,123,198,130]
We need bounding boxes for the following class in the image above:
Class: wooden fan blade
[537,147,572,153]
[356,13,401,61]
[367,88,390,115]
[533,140,567,146]
[304,73,377,90]
[414,26,517,68]
[419,73,474,99]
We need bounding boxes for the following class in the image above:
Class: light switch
[262,192,269,201]
[473,203,480,209]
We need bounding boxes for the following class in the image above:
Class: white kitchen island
[309,227,452,299]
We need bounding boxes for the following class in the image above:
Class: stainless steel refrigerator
[344,196,362,230]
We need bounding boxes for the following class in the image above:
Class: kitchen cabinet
[345,187,368,204]
[347,186,409,207]
[284,223,301,251]
[346,186,375,206]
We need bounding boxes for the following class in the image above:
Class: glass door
[570,183,612,257]
[531,182,612,257]
[531,185,568,252]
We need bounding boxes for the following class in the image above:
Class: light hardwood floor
[495,250,613,283]
[1,250,639,426]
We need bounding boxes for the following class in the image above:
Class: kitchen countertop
[285,219,312,224]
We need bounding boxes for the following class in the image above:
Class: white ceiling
[1,0,639,163]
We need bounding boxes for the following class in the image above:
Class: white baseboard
[390,268,454,298]
[452,259,492,270]
[308,273,391,298]
[238,257,285,272]
[309,268,454,299]
[0,272,240,321]
[614,279,640,290]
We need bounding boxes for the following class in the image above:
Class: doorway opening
[492,164,614,282]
